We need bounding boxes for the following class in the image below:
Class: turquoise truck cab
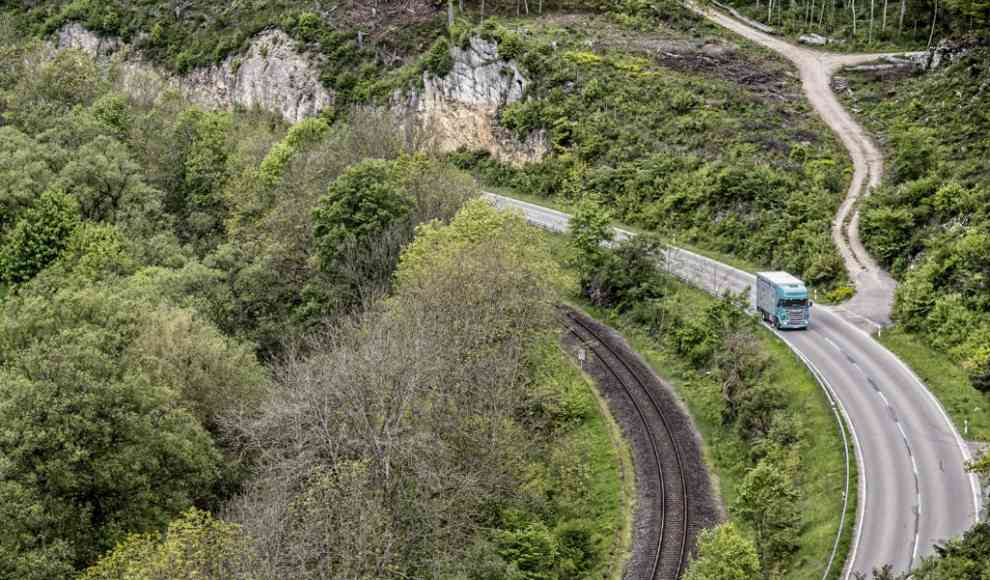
[755,272,812,330]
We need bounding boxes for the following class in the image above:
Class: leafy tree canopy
[684,523,761,580]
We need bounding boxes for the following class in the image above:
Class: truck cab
[756,272,811,330]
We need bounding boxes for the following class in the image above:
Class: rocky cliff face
[54,25,545,164]
[56,24,333,123]
[395,37,548,164]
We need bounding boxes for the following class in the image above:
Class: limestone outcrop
[56,24,333,123]
[394,37,547,164]
[53,25,546,163]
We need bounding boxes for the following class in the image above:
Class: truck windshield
[780,299,809,308]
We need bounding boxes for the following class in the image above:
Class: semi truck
[756,272,812,330]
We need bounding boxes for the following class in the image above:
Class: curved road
[487,194,980,577]
[689,2,906,328]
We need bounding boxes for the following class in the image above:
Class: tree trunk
[852,0,857,36]
[927,0,938,49]
[870,0,875,43]
[882,0,888,31]
[898,0,906,34]
[448,0,454,28]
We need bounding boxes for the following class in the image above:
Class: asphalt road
[487,193,981,578]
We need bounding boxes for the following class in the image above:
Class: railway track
[562,309,691,580]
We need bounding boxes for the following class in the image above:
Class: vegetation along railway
[562,306,720,580]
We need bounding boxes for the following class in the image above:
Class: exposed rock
[926,38,973,71]
[799,33,834,46]
[52,25,545,164]
[393,37,548,165]
[56,23,333,123]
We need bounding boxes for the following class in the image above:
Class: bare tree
[927,0,939,48]
[226,208,558,578]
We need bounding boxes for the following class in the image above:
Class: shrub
[423,36,454,77]
[824,285,855,303]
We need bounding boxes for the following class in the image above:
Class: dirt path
[690,3,917,329]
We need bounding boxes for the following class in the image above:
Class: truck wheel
[771,317,778,329]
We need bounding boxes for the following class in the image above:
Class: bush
[423,36,454,77]
[80,509,257,579]
[684,523,761,580]
[824,285,855,303]
[737,458,801,571]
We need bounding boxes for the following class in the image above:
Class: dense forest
[0,14,631,577]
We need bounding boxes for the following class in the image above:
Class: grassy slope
[539,230,852,580]
[530,337,635,578]
[524,324,635,578]
[558,353,636,580]
[462,12,853,290]
[879,328,990,440]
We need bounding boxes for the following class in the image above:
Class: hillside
[455,13,852,290]
[11,1,984,578]
[841,42,990,395]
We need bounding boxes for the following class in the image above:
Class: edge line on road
[770,328,863,580]
[825,306,983,525]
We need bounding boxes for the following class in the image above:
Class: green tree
[128,304,269,430]
[170,109,233,253]
[0,189,80,285]
[569,195,613,273]
[737,458,801,570]
[0,348,221,577]
[6,49,108,133]
[683,523,761,580]
[580,235,668,309]
[909,522,990,579]
[55,135,165,234]
[80,509,257,580]
[0,127,59,232]
[312,158,413,273]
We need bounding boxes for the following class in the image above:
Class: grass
[878,327,990,441]
[532,338,635,578]
[570,356,636,580]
